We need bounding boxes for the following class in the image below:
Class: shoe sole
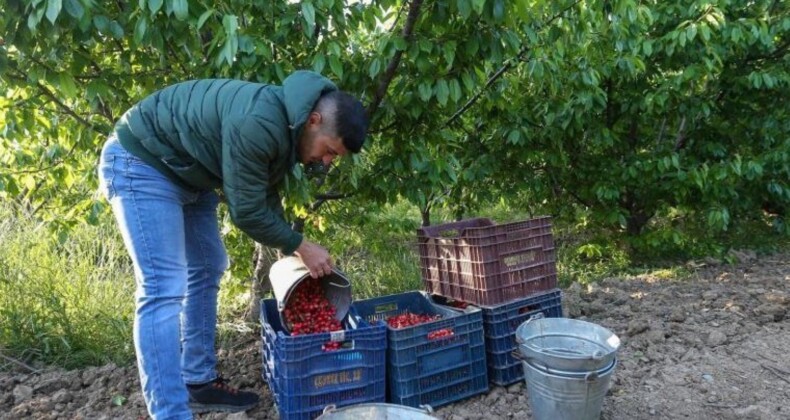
[189,401,259,414]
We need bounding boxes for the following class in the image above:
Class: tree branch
[444,57,519,127]
[366,0,425,119]
[7,69,100,132]
[387,1,408,33]
[291,191,356,232]
[656,117,667,147]
[673,116,687,151]
[443,0,583,127]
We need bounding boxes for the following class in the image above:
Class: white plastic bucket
[269,256,352,332]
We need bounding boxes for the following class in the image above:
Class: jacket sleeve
[221,115,303,254]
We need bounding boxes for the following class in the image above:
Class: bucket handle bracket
[515,312,545,344]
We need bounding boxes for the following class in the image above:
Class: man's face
[298,112,348,166]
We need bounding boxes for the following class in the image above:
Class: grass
[0,206,135,369]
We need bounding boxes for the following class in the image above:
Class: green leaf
[368,58,381,79]
[301,2,316,34]
[457,0,471,19]
[443,41,456,67]
[492,0,505,21]
[28,11,42,32]
[392,36,407,51]
[418,81,432,102]
[461,71,475,92]
[223,14,238,35]
[173,0,188,20]
[148,0,163,15]
[312,54,326,73]
[416,57,431,73]
[507,129,521,145]
[686,24,697,42]
[197,9,214,29]
[435,79,449,106]
[134,18,148,45]
[329,55,343,79]
[465,37,479,56]
[64,0,84,19]
[700,23,711,41]
[449,79,462,103]
[731,26,741,43]
[419,39,432,52]
[642,40,653,56]
[109,21,124,39]
[472,0,485,15]
[46,0,62,24]
[111,395,127,407]
[93,15,109,32]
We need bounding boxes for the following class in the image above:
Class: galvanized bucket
[515,315,620,372]
[269,256,352,332]
[522,358,617,420]
[317,403,437,419]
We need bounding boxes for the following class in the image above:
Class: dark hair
[315,91,369,153]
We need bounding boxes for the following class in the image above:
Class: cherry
[283,278,344,351]
[385,311,454,340]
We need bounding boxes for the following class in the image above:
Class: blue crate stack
[260,299,387,420]
[353,291,488,408]
[434,290,563,386]
[483,290,563,385]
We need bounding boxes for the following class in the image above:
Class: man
[97,70,368,419]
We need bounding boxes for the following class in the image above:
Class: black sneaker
[187,377,260,413]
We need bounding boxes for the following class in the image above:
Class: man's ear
[307,111,322,126]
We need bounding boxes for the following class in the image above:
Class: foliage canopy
[1,0,788,261]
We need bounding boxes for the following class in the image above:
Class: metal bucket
[522,358,617,420]
[269,256,352,332]
[515,315,620,372]
[317,403,437,419]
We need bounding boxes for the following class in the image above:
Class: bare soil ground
[1,251,788,420]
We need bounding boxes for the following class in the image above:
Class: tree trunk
[245,242,280,322]
[421,206,431,227]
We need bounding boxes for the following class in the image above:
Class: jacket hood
[282,70,338,143]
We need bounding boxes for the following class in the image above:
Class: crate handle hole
[503,250,538,267]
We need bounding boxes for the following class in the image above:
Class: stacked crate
[353,291,488,408]
[260,299,387,420]
[418,217,564,386]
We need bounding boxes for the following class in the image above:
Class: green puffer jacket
[113,71,337,254]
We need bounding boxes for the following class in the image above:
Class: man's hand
[294,239,334,278]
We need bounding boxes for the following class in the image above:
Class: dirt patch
[1,252,788,420]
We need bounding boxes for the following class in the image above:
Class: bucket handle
[322,403,434,415]
[327,272,351,289]
[327,280,350,288]
[514,313,545,344]
[513,349,606,382]
[419,404,435,414]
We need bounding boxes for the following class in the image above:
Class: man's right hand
[294,239,334,279]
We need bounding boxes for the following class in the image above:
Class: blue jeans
[98,137,228,419]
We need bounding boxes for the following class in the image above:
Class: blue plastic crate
[353,291,489,408]
[394,369,489,408]
[260,299,387,420]
[433,288,562,386]
[480,289,563,336]
[389,348,487,396]
[487,361,523,386]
